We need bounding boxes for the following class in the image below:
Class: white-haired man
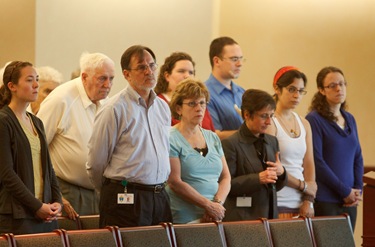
[28,66,64,114]
[38,53,115,219]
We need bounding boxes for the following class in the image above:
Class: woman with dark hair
[0,61,62,234]
[266,66,317,218]
[306,66,363,230]
[155,52,215,131]
[222,89,287,221]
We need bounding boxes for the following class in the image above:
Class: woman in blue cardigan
[306,66,363,230]
[0,61,62,234]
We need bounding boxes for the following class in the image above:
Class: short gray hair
[36,66,63,85]
[79,52,114,75]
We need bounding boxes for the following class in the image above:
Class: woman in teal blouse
[166,78,231,223]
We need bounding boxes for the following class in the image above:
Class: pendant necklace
[276,113,298,137]
[194,147,203,156]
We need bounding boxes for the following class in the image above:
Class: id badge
[117,193,134,204]
[236,197,252,207]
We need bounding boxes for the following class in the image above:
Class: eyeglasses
[128,63,158,73]
[285,86,307,95]
[220,56,246,63]
[255,113,274,120]
[182,100,208,108]
[323,81,347,90]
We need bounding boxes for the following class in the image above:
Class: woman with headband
[0,61,62,234]
[265,66,317,218]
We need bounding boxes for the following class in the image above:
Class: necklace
[276,113,298,137]
[194,147,208,156]
[177,125,208,156]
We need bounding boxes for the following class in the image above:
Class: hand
[299,201,314,217]
[343,200,360,207]
[259,168,278,184]
[234,104,242,116]
[201,212,216,223]
[204,201,225,221]
[343,188,362,207]
[266,152,285,176]
[62,197,79,220]
[36,203,55,222]
[50,202,63,217]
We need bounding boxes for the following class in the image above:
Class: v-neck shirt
[166,127,224,223]
[18,115,43,200]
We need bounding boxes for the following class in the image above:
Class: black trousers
[99,180,172,228]
[314,201,357,231]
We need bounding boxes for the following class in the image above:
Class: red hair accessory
[273,66,300,87]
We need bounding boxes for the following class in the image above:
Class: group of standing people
[0,36,363,235]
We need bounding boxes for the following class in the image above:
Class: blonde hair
[169,78,209,119]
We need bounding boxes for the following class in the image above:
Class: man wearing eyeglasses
[205,36,246,140]
[87,45,172,227]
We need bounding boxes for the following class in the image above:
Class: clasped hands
[202,200,226,222]
[36,202,62,223]
[259,152,285,184]
[343,188,362,207]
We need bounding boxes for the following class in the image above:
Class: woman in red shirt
[155,52,215,131]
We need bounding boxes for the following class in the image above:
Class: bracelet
[302,181,308,193]
[298,179,302,191]
[212,198,224,205]
[298,179,307,192]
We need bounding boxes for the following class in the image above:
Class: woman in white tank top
[265,66,317,218]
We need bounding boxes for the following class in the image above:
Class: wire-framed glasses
[128,63,158,73]
[323,82,347,90]
[181,100,208,108]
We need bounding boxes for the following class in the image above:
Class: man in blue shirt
[87,45,172,227]
[205,37,245,140]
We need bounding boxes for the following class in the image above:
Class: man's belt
[106,178,166,193]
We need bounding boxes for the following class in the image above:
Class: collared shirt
[86,85,171,190]
[37,77,103,189]
[205,74,245,131]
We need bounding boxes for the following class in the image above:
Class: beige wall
[0,0,35,67]
[35,0,215,96]
[219,0,374,168]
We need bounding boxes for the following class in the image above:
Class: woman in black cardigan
[0,61,62,234]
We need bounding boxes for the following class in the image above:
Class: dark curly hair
[308,66,347,122]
